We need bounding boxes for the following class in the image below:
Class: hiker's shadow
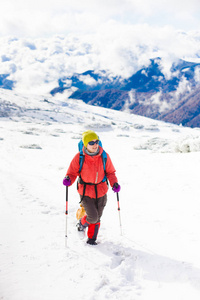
[97,240,200,290]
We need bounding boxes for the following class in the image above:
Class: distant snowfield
[1,89,200,300]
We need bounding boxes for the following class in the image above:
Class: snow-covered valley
[1,90,200,299]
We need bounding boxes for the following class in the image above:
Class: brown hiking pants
[81,194,107,224]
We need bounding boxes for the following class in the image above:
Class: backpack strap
[101,150,107,182]
[78,140,85,172]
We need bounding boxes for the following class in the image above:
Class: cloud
[1,20,200,95]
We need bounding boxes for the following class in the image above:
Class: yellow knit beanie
[82,130,99,147]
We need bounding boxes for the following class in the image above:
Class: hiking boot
[86,238,97,245]
[76,219,86,232]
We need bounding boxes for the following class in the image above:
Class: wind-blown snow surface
[1,90,200,299]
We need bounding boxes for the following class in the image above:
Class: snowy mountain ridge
[1,34,200,127]
[50,58,200,128]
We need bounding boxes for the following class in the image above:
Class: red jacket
[66,146,118,198]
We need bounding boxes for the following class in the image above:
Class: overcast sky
[1,0,200,38]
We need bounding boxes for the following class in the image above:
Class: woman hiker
[63,130,121,245]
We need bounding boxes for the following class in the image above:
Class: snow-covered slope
[2,35,200,128]
[1,89,200,299]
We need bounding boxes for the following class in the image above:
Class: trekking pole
[65,186,68,247]
[117,192,122,236]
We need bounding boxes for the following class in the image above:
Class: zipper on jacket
[95,172,98,184]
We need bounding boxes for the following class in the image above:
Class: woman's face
[86,140,99,153]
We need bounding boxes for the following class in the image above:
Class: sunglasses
[88,140,99,146]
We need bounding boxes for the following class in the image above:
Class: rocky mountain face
[50,58,200,128]
[159,86,200,127]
